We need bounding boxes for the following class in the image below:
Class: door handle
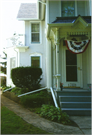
[78,67,82,70]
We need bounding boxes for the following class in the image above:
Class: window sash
[31,23,40,43]
[31,56,40,68]
[62,1,75,17]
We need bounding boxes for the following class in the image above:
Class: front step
[60,102,91,108]
[62,108,91,116]
[56,90,91,116]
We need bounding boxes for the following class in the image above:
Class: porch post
[53,43,56,88]
[46,39,52,89]
[55,28,61,91]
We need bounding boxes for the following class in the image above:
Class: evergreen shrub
[20,90,54,108]
[11,66,42,90]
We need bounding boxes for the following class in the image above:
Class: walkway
[1,93,91,134]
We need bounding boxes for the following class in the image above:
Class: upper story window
[62,1,75,17]
[31,23,40,43]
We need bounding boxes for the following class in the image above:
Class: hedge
[11,66,42,90]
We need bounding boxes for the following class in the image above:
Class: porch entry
[63,48,83,88]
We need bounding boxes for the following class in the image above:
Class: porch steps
[57,90,91,116]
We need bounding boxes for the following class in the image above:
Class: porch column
[55,28,61,91]
[46,39,52,89]
[53,43,56,88]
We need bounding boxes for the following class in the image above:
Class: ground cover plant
[1,105,49,134]
[2,87,78,127]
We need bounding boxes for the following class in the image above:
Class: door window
[66,50,77,81]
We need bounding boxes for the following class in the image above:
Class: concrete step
[57,91,91,96]
[62,108,91,116]
[59,96,91,102]
[60,102,91,108]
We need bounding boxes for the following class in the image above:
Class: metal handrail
[18,87,47,97]
[3,87,15,92]
[50,87,59,108]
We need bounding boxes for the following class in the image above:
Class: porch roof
[52,15,91,24]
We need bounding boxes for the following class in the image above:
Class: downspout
[38,0,46,5]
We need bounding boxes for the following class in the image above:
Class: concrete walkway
[1,93,91,134]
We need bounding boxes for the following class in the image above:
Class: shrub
[20,90,54,108]
[11,66,42,90]
[0,76,6,87]
[39,104,70,124]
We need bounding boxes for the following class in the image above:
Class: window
[62,1,75,17]
[31,56,40,68]
[31,23,40,43]
[10,57,16,69]
[10,57,16,77]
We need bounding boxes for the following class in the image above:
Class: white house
[5,0,91,115]
[6,0,91,90]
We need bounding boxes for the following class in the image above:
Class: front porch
[46,15,91,90]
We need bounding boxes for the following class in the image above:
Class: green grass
[1,105,49,134]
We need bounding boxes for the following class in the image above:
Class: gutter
[38,0,46,5]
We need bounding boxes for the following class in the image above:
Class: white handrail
[3,87,15,92]
[50,87,59,108]
[18,87,47,97]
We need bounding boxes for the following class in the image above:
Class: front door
[63,48,83,88]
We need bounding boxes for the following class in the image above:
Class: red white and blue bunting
[65,40,90,54]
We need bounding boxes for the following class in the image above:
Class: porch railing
[18,87,47,97]
[50,87,59,108]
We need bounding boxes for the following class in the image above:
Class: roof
[17,3,37,19]
[52,15,91,24]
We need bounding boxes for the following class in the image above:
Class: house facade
[6,0,91,91]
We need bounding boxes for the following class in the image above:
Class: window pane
[32,24,39,32]
[66,66,77,81]
[62,1,75,17]
[66,50,77,65]
[32,33,39,42]
[31,56,40,68]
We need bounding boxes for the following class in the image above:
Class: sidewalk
[1,93,91,134]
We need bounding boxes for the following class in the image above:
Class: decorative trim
[65,40,90,54]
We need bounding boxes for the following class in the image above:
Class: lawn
[1,105,49,134]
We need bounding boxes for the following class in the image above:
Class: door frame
[62,47,83,88]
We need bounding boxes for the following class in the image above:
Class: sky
[0,0,37,56]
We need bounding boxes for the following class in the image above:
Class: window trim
[30,53,42,68]
[30,21,42,44]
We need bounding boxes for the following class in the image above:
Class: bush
[0,76,6,87]
[11,87,30,96]
[11,66,42,90]
[1,66,6,74]
[39,104,70,124]
[20,90,54,108]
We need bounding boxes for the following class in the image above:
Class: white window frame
[30,21,42,44]
[61,0,77,17]
[30,53,42,68]
[10,57,16,78]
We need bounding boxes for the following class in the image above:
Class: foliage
[0,76,6,87]
[1,66,6,74]
[2,86,11,92]
[39,104,70,124]
[1,106,48,134]
[11,87,30,96]
[11,66,42,90]
[20,90,54,108]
